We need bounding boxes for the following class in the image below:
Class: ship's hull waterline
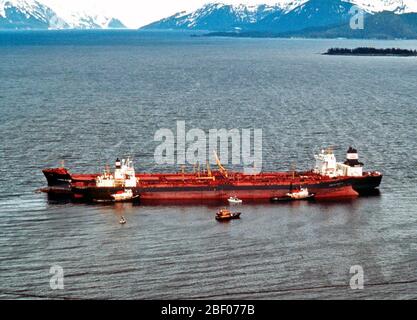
[41,169,373,203]
[41,147,383,203]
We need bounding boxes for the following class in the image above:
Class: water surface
[0,31,416,299]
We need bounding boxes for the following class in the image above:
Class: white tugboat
[111,189,138,202]
[228,196,243,205]
[272,185,315,202]
[286,188,312,200]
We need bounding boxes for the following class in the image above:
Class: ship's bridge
[314,148,363,178]
[96,157,137,188]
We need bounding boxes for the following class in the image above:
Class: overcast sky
[41,0,285,28]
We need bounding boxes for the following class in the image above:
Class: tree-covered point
[324,47,417,56]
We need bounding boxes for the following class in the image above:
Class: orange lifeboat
[215,208,241,221]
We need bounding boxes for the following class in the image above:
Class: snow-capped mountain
[348,0,417,14]
[0,0,67,29]
[0,0,125,29]
[141,0,417,35]
[142,3,289,31]
[43,1,125,29]
[252,0,354,33]
[54,11,125,29]
[141,0,353,31]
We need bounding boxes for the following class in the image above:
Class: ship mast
[291,163,296,180]
[213,150,228,178]
[206,160,212,177]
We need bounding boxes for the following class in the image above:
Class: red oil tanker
[41,147,382,203]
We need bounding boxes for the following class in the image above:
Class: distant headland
[324,47,417,57]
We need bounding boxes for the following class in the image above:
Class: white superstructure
[314,147,364,178]
[96,157,137,188]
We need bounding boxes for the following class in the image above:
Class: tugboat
[215,208,241,221]
[287,187,315,200]
[228,196,243,205]
[111,189,139,202]
[271,186,315,202]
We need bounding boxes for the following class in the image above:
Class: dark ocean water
[0,30,416,299]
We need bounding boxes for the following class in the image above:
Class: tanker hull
[41,147,382,204]
[350,174,383,195]
[70,178,358,203]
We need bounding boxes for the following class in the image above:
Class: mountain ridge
[0,0,125,30]
[141,0,417,39]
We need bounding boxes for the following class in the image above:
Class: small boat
[228,196,243,205]
[119,216,126,225]
[111,189,139,202]
[287,188,312,200]
[216,208,241,221]
[271,188,315,202]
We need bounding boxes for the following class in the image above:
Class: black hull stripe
[74,181,352,194]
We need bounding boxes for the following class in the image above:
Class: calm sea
[0,30,416,299]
